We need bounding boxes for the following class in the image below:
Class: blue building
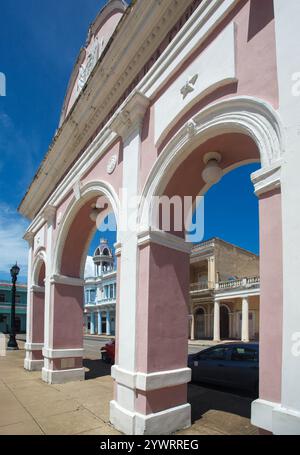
[84,239,116,336]
[0,281,27,334]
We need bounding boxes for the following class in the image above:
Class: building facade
[0,282,27,334]
[84,237,260,343]
[190,238,260,342]
[84,239,116,336]
[19,0,300,435]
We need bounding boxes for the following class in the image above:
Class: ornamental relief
[77,35,106,94]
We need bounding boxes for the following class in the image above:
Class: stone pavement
[0,341,258,435]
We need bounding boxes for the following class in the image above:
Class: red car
[101,340,115,364]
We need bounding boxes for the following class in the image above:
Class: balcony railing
[190,276,260,293]
[217,276,260,290]
[190,281,210,292]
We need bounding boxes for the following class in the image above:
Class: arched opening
[195,307,205,339]
[137,98,283,433]
[43,183,119,384]
[24,252,46,372]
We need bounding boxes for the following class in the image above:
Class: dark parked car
[188,342,259,394]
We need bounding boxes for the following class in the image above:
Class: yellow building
[190,238,260,342]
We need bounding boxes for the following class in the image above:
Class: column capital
[43,205,57,224]
[251,161,282,197]
[110,91,150,139]
[50,274,84,287]
[23,231,35,246]
[137,228,192,254]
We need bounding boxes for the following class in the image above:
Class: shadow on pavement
[188,382,257,423]
[83,358,112,380]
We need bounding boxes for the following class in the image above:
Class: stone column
[42,206,85,384]
[190,312,195,341]
[213,300,220,342]
[112,231,192,435]
[241,297,249,342]
[106,311,111,336]
[24,233,45,371]
[90,312,95,335]
[109,92,150,434]
[98,312,102,335]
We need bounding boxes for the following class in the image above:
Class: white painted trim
[110,400,191,435]
[19,0,190,220]
[215,288,260,301]
[251,399,276,433]
[252,399,300,435]
[139,0,239,99]
[42,366,85,384]
[52,179,120,278]
[137,229,192,254]
[24,358,44,372]
[31,285,45,293]
[50,274,85,287]
[25,342,44,351]
[42,347,84,359]
[251,160,282,196]
[111,365,191,391]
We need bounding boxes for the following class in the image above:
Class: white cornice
[137,228,192,254]
[50,274,85,287]
[110,92,150,138]
[19,0,191,220]
[111,365,191,392]
[251,160,282,197]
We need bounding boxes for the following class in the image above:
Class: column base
[252,399,300,435]
[110,400,191,435]
[42,367,85,384]
[24,358,44,371]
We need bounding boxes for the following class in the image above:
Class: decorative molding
[31,285,45,293]
[137,228,192,254]
[180,74,198,99]
[110,400,191,435]
[43,205,57,223]
[251,160,282,197]
[42,347,84,359]
[23,231,35,246]
[25,342,44,352]
[107,154,118,175]
[52,180,120,278]
[72,179,82,201]
[111,365,191,392]
[139,96,284,229]
[110,92,150,138]
[19,0,190,220]
[50,274,85,287]
[42,366,85,384]
[114,241,122,257]
[252,399,300,435]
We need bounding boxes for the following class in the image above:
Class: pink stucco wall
[258,188,283,403]
[135,384,187,416]
[140,0,278,190]
[52,283,84,350]
[31,292,45,344]
[136,243,190,373]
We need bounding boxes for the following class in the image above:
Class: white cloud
[0,203,29,277]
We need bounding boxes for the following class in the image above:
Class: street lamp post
[7,263,20,350]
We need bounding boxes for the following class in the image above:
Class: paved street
[0,338,258,435]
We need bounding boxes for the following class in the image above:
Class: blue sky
[0,0,259,283]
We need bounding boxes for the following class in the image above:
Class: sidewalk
[0,341,258,435]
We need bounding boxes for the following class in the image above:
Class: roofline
[192,237,259,257]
